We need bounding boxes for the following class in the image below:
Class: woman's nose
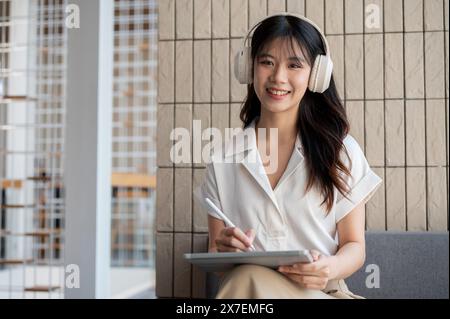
[270,65,287,83]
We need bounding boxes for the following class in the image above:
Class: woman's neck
[255,108,299,145]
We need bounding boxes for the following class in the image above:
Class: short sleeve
[334,135,383,223]
[193,163,224,221]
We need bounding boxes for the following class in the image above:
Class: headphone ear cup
[308,57,320,92]
[234,46,253,84]
[308,55,333,93]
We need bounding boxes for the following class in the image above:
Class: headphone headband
[242,12,330,58]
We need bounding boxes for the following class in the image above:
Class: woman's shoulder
[342,134,361,151]
[340,134,367,168]
[209,126,253,164]
[342,134,365,157]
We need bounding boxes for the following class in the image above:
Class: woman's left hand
[277,250,335,290]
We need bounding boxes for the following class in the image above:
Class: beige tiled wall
[156,0,449,297]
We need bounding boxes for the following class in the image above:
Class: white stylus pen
[205,197,256,251]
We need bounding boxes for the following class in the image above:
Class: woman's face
[253,37,311,115]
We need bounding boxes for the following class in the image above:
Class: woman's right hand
[215,227,255,252]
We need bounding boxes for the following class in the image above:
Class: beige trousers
[215,264,365,299]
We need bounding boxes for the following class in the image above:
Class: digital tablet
[184,250,313,272]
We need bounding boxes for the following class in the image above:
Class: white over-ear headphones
[234,12,333,93]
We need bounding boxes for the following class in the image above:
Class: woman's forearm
[329,241,366,280]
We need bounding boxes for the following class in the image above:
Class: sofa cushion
[205,231,449,299]
[346,231,448,299]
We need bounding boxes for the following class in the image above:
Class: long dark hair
[240,15,352,213]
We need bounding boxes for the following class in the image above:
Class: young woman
[198,13,382,299]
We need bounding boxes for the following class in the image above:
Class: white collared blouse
[196,120,382,256]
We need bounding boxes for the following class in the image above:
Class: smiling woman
[198,12,382,299]
[239,13,349,214]
[253,37,311,113]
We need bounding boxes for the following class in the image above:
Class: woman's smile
[266,87,291,100]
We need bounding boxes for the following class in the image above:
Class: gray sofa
[206,231,449,299]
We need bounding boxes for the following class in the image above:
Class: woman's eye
[290,64,302,69]
[260,60,273,66]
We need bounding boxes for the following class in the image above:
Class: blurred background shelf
[0,95,38,103]
[0,259,33,265]
[1,0,158,298]
[24,285,60,292]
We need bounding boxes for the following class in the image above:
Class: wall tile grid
[156,0,449,297]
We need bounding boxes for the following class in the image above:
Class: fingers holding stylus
[244,229,256,246]
[216,227,255,252]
